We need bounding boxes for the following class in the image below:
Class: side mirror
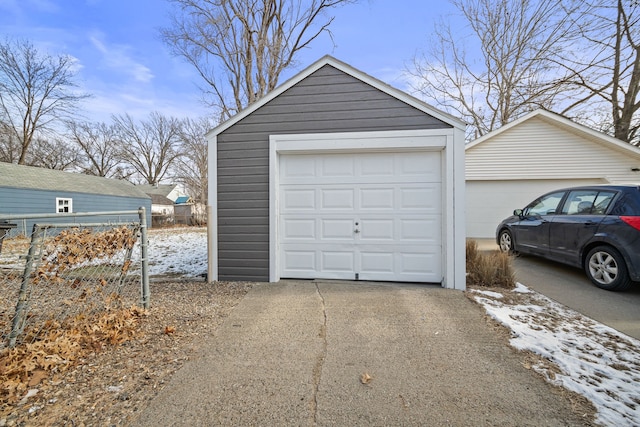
[514,209,523,217]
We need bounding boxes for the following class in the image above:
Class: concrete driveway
[477,238,640,340]
[512,254,640,340]
[131,281,591,426]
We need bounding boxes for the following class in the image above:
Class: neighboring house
[148,194,175,226]
[0,162,152,232]
[137,184,186,203]
[465,109,640,239]
[206,55,466,289]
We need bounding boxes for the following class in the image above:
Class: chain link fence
[0,210,149,350]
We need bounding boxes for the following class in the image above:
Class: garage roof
[207,55,466,137]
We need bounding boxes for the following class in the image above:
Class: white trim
[56,197,73,213]
[207,56,465,139]
[269,129,465,290]
[207,135,218,282]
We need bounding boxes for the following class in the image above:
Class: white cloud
[89,32,154,83]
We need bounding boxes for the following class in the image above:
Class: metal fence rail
[0,209,149,349]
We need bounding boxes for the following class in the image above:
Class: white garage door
[466,179,607,239]
[279,151,442,282]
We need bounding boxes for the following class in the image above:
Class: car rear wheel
[498,229,514,253]
[585,246,632,291]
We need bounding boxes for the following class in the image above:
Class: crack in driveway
[311,282,328,425]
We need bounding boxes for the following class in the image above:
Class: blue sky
[0,0,459,123]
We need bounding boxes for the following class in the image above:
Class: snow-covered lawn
[146,226,640,426]
[473,285,640,427]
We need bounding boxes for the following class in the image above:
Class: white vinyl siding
[466,117,640,183]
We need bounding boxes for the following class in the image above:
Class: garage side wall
[216,65,452,281]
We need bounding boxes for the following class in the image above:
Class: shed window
[56,198,73,213]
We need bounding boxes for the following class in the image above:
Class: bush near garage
[466,239,516,289]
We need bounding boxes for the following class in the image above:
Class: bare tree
[26,136,81,170]
[175,117,212,204]
[0,38,89,164]
[0,119,20,163]
[161,0,355,118]
[558,0,640,144]
[112,112,183,185]
[67,120,131,178]
[410,0,579,139]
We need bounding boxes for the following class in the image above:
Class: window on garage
[56,197,72,213]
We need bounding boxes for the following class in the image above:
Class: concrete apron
[131,281,587,426]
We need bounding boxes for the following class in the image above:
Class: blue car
[496,184,640,291]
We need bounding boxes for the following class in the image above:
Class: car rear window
[609,189,640,215]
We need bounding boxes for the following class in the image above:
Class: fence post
[8,224,45,348]
[139,207,150,309]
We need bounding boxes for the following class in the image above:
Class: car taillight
[621,216,640,231]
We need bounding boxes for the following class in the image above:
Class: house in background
[137,184,189,226]
[206,55,466,289]
[465,109,640,239]
[0,162,152,233]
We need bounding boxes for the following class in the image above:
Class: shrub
[466,239,516,289]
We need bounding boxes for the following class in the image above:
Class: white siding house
[466,109,640,238]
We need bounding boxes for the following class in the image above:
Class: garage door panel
[282,189,315,210]
[321,219,354,240]
[400,186,440,210]
[321,188,355,209]
[360,188,394,209]
[359,219,394,240]
[400,218,441,242]
[282,250,316,272]
[279,150,443,283]
[322,156,356,177]
[360,252,394,273]
[282,219,315,239]
[322,251,355,273]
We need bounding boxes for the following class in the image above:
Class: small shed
[0,162,152,230]
[466,109,640,238]
[206,56,466,289]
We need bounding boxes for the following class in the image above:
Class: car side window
[561,190,598,215]
[525,192,565,216]
[592,191,616,215]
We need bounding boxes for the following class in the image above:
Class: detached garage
[466,109,640,238]
[206,56,466,289]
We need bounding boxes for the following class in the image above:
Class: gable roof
[136,184,179,198]
[466,109,640,158]
[0,162,150,199]
[149,193,175,205]
[207,55,466,137]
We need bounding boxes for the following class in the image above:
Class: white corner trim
[269,128,465,289]
[207,134,218,282]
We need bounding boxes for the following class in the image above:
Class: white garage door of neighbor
[279,151,443,283]
[466,179,607,239]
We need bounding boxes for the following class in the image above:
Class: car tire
[498,229,514,253]
[584,246,632,291]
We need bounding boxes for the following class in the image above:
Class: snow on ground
[145,227,640,426]
[473,284,640,427]
[143,227,208,277]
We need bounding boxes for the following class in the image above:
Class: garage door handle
[354,229,360,234]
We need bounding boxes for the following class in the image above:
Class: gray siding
[0,187,152,235]
[217,64,452,282]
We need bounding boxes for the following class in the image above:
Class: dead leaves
[35,226,138,285]
[164,326,176,335]
[0,305,145,406]
[360,372,373,385]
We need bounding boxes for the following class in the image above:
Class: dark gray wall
[0,187,152,235]
[217,64,451,281]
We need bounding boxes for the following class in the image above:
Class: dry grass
[466,239,516,289]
